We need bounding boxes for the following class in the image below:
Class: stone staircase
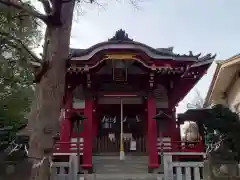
[94,155,148,174]
[83,155,163,180]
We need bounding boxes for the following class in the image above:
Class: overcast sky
[37,0,240,113]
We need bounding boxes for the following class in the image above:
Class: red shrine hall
[55,29,215,173]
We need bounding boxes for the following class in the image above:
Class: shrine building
[54,29,215,173]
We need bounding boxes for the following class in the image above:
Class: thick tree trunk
[25,1,75,180]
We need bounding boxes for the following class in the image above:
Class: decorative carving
[87,73,91,88]
[112,60,128,81]
[108,29,133,42]
[149,72,155,87]
[99,82,138,92]
[153,84,168,108]
[189,51,193,56]
[198,53,217,61]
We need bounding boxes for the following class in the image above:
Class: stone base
[204,159,240,180]
[83,173,161,180]
[87,167,93,174]
[119,151,125,160]
[148,167,154,173]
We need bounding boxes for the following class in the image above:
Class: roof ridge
[222,53,240,64]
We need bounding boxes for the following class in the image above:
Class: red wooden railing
[157,139,204,154]
[54,142,84,155]
[53,138,204,155]
[53,136,147,154]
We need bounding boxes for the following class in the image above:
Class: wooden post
[163,153,173,180]
[83,98,93,172]
[69,154,78,180]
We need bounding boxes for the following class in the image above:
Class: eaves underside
[204,54,240,106]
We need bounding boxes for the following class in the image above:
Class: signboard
[104,54,137,60]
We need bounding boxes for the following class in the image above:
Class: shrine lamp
[153,111,171,134]
[70,112,87,174]
[70,112,87,133]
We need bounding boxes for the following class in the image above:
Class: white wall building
[205,54,240,115]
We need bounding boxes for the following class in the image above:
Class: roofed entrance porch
[94,95,147,156]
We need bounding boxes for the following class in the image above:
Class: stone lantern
[153,111,171,135]
[70,112,87,175]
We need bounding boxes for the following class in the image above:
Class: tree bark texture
[25,1,76,180]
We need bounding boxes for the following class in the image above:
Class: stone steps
[83,173,163,180]
[91,155,164,179]
[93,155,148,174]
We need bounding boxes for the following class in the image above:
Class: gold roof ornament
[104,54,137,60]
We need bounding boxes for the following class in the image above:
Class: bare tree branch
[0,31,42,63]
[38,0,52,14]
[186,90,205,109]
[129,0,141,9]
[0,0,48,23]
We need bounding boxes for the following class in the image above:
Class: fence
[54,138,84,155]
[157,137,204,154]
[162,152,205,180]
[51,155,84,180]
[51,162,69,180]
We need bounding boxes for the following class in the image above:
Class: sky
[36,0,240,113]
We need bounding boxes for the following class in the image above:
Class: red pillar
[83,98,93,170]
[147,95,159,171]
[92,103,98,138]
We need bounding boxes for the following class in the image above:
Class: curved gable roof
[71,41,177,58]
[70,29,202,61]
[30,30,216,69]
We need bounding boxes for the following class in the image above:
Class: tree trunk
[25,1,76,180]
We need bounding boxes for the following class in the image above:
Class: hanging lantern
[69,112,87,174]
[152,111,170,133]
[70,112,87,133]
